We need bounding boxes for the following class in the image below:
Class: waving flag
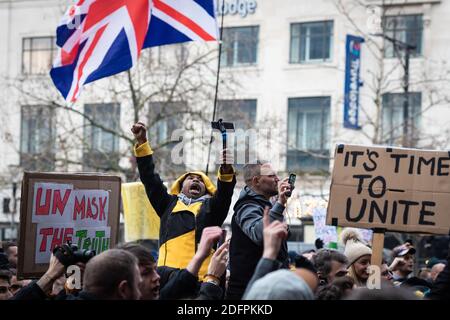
[50,0,219,103]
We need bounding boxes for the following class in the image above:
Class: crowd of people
[0,122,448,301]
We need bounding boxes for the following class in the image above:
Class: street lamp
[373,33,417,147]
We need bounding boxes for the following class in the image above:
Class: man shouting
[131,122,236,287]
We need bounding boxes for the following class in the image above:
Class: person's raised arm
[186,227,223,277]
[131,122,173,216]
[207,149,236,226]
[242,207,288,298]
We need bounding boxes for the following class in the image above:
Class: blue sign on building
[343,35,364,129]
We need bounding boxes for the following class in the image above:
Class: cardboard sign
[18,172,121,278]
[327,144,450,235]
[121,182,160,241]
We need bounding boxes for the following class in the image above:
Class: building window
[383,15,423,58]
[217,99,257,167]
[382,92,421,146]
[22,37,57,75]
[20,105,55,171]
[290,21,333,63]
[221,26,259,67]
[83,103,120,171]
[287,97,330,172]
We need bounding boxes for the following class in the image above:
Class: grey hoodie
[233,186,287,246]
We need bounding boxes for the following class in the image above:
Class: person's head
[312,249,348,285]
[118,243,160,300]
[315,276,355,300]
[244,269,315,300]
[430,263,446,282]
[243,160,279,199]
[417,267,432,282]
[0,269,12,300]
[349,254,371,284]
[392,244,416,276]
[181,174,207,199]
[83,249,142,300]
[3,242,17,268]
[340,228,372,286]
[9,275,29,296]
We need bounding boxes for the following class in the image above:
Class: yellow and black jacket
[134,141,236,282]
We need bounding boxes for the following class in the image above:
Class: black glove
[315,238,324,250]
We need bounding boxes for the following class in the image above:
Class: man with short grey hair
[226,160,292,300]
[79,249,142,300]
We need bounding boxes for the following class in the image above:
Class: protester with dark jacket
[159,226,229,300]
[242,207,318,300]
[429,253,450,300]
[131,122,236,286]
[227,161,291,300]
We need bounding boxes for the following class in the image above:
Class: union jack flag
[50,0,219,103]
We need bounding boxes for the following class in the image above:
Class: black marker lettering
[418,157,435,176]
[345,198,366,222]
[350,151,364,167]
[419,201,436,226]
[363,149,379,172]
[368,176,386,198]
[353,175,372,194]
[437,157,450,176]
[390,154,408,173]
[368,200,388,223]
[398,200,420,225]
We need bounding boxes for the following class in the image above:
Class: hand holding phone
[285,173,296,197]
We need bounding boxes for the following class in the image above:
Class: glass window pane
[306,112,321,149]
[295,21,333,63]
[32,37,53,50]
[287,97,330,172]
[382,92,421,145]
[222,26,258,66]
[309,35,325,60]
[22,37,56,75]
[84,103,120,153]
[383,15,422,58]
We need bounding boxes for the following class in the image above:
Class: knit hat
[340,228,372,267]
[243,269,314,300]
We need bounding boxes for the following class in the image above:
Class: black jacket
[135,142,236,285]
[159,268,223,300]
[226,187,288,300]
[429,254,450,300]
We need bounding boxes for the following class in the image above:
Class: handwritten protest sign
[313,207,372,246]
[313,207,338,245]
[327,144,450,235]
[18,173,121,278]
[121,182,160,241]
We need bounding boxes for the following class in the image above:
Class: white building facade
[1,0,449,243]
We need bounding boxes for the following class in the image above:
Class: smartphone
[286,173,296,197]
[218,229,227,248]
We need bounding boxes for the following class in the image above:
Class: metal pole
[403,48,410,147]
[206,0,226,176]
[12,182,17,239]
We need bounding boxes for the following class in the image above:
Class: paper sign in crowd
[32,182,111,264]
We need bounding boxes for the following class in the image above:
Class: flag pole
[205,0,225,176]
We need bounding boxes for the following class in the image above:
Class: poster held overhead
[327,144,450,266]
[327,144,450,235]
[18,172,121,279]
